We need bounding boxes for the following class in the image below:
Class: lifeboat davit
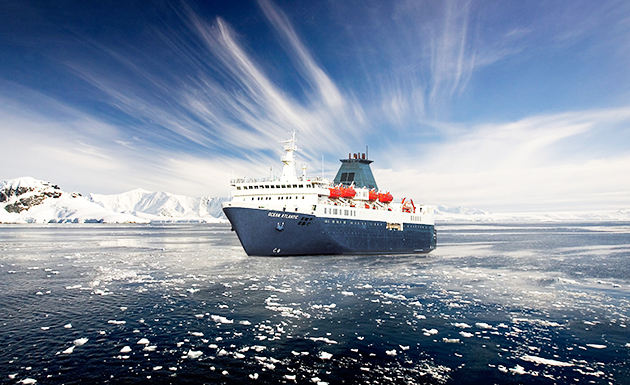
[401,197,416,213]
[340,186,356,199]
[378,192,393,203]
[328,187,342,199]
[368,189,378,201]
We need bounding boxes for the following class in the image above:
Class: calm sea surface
[1,223,629,384]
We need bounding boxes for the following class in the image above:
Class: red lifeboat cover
[368,189,378,201]
[329,187,341,199]
[378,192,393,203]
[340,187,356,199]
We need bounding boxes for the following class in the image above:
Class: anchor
[276,222,285,231]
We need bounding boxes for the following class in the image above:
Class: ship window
[302,196,305,199]
[344,210,348,215]
[265,185,269,188]
[299,184,303,188]
[254,186,259,189]
[282,185,286,188]
[340,172,355,183]
[293,184,298,188]
[236,186,241,190]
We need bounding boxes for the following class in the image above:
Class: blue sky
[1,0,630,212]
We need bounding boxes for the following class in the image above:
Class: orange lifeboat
[340,186,356,199]
[328,187,341,199]
[368,189,378,201]
[378,192,393,203]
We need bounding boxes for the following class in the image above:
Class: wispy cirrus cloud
[376,107,630,211]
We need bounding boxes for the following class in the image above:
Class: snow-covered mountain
[434,205,630,223]
[2,177,629,224]
[89,189,228,222]
[0,177,145,224]
[0,177,227,224]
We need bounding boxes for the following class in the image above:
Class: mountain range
[1,177,629,224]
[0,177,227,224]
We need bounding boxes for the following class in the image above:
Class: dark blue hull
[223,207,436,256]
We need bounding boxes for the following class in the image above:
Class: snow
[0,177,226,224]
[89,188,228,222]
[435,204,630,223]
[3,177,629,224]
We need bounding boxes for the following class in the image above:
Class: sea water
[1,223,629,384]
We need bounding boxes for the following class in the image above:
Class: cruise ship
[222,132,436,256]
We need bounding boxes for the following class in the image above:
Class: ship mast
[280,130,298,182]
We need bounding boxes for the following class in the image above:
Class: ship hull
[223,207,436,256]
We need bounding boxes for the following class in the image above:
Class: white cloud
[375,107,630,211]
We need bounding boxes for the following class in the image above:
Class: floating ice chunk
[357,336,364,340]
[137,338,150,345]
[73,338,88,346]
[509,364,527,374]
[285,374,296,380]
[311,377,321,383]
[475,323,492,329]
[208,344,218,349]
[186,350,203,359]
[586,344,607,349]
[443,338,460,343]
[108,320,126,325]
[64,323,72,329]
[385,349,397,356]
[239,320,252,325]
[217,349,228,356]
[9,374,18,379]
[20,379,37,384]
[143,346,157,352]
[234,352,245,359]
[625,343,630,348]
[62,346,75,354]
[190,332,204,337]
[319,351,333,360]
[309,337,338,344]
[399,345,410,350]
[459,331,474,338]
[520,355,573,367]
[341,291,354,296]
[249,373,259,380]
[360,367,370,371]
[195,314,204,318]
[120,346,132,353]
[452,323,471,329]
[422,328,438,336]
[40,327,50,331]
[222,370,228,375]
[36,291,43,295]
[497,365,508,373]
[210,315,233,324]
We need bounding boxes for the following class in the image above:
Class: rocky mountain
[0,177,144,223]
[0,177,227,224]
